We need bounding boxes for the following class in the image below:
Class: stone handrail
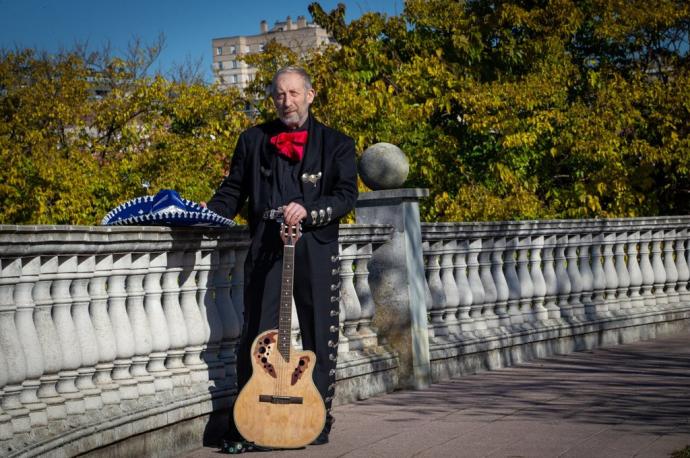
[420,217,690,379]
[0,224,394,457]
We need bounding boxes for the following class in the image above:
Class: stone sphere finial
[358,142,409,190]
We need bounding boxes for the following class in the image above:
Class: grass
[671,446,690,458]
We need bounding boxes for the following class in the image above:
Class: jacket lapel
[299,116,324,201]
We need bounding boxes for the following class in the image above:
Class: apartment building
[212,15,334,91]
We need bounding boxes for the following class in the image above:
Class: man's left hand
[283,202,307,227]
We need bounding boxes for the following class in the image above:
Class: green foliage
[246,0,690,221]
[0,48,250,224]
[2,1,689,224]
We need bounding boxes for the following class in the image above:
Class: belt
[262,208,284,221]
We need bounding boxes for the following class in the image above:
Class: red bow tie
[270,131,308,161]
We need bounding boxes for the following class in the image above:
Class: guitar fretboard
[278,243,294,361]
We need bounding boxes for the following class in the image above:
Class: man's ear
[306,88,316,104]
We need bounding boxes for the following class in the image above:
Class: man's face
[272,72,315,129]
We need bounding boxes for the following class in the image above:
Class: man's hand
[283,202,307,227]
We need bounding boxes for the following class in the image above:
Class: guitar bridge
[258,395,304,405]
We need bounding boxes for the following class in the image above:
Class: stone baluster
[578,234,595,322]
[554,235,572,323]
[53,255,86,414]
[89,254,120,407]
[614,232,632,314]
[354,243,378,348]
[14,256,48,426]
[214,248,240,386]
[479,238,499,333]
[71,255,102,410]
[651,230,667,309]
[491,237,511,331]
[291,299,301,351]
[196,249,225,385]
[503,237,523,330]
[590,233,608,320]
[639,231,657,310]
[34,256,68,420]
[334,245,349,354]
[686,229,690,298]
[340,243,362,350]
[467,239,487,335]
[144,252,173,394]
[180,250,208,384]
[108,253,139,400]
[542,235,561,325]
[675,229,690,303]
[440,239,461,338]
[127,253,155,398]
[602,233,619,316]
[454,240,475,338]
[162,250,191,391]
[663,229,679,306]
[530,236,549,325]
[0,257,31,433]
[422,240,445,342]
[517,236,535,327]
[566,235,585,322]
[626,232,645,311]
[0,348,11,440]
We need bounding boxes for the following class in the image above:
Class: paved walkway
[184,332,690,458]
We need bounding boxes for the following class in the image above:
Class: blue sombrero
[101,189,235,227]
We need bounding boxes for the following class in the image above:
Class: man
[206,66,358,446]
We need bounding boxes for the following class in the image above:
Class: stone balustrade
[2,213,690,456]
[0,224,393,457]
[421,217,690,380]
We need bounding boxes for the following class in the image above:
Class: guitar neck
[278,243,295,361]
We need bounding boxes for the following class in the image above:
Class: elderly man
[207,66,358,447]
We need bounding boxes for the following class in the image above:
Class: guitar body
[233,329,326,449]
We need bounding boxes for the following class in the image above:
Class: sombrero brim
[101,189,236,227]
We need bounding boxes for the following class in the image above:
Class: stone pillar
[356,189,431,390]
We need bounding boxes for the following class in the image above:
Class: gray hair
[271,66,313,94]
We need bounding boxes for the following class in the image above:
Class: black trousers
[235,220,340,413]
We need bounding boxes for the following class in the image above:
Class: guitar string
[277,224,295,399]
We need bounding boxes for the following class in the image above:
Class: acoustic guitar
[233,220,326,449]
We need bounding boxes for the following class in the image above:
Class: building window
[230,45,236,54]
[259,43,265,51]
[232,60,239,69]
[218,61,223,70]
[231,75,238,83]
[244,45,250,53]
[216,46,222,55]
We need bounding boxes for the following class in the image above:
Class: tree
[242,0,690,221]
[0,45,251,224]
[3,1,689,224]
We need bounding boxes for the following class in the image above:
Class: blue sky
[0,0,403,82]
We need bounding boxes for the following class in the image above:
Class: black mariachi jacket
[207,116,358,243]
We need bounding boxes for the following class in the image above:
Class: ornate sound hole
[254,331,278,378]
[291,355,311,385]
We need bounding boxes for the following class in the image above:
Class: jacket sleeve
[302,136,358,227]
[206,133,249,220]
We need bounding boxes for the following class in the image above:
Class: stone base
[3,388,235,458]
[333,346,399,405]
[428,308,690,382]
